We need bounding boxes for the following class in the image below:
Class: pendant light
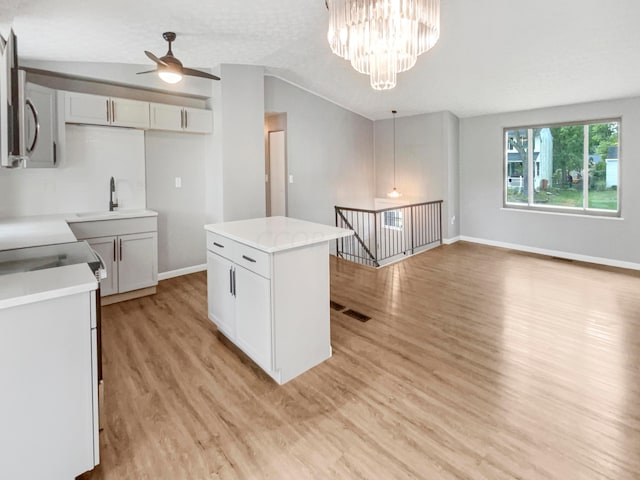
[387,110,401,198]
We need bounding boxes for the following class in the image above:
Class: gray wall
[219,64,266,221]
[374,111,459,239]
[459,96,640,265]
[264,76,375,227]
[444,111,460,239]
[145,131,207,273]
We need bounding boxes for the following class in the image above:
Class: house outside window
[504,119,620,216]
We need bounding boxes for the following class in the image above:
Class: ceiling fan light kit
[326,0,440,90]
[138,32,220,84]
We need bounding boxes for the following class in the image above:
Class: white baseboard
[443,236,461,245]
[459,236,640,271]
[158,263,207,281]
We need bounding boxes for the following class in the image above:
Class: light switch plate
[175,177,182,188]
[289,175,294,184]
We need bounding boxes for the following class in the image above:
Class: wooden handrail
[335,200,443,215]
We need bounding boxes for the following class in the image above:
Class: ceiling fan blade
[136,69,157,75]
[145,50,168,66]
[183,67,221,81]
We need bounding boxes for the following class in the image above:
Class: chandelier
[326,0,440,90]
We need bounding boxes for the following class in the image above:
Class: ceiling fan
[138,32,220,84]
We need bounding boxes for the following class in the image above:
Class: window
[383,210,403,230]
[504,119,620,215]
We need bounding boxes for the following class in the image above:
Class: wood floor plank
[80,242,640,479]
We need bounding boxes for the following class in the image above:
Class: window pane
[529,126,582,208]
[505,129,529,204]
[588,122,619,211]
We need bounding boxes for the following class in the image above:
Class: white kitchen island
[204,216,353,384]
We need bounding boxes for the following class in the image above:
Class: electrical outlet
[175,177,182,188]
[451,215,456,225]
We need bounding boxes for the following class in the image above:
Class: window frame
[383,209,404,231]
[502,118,622,217]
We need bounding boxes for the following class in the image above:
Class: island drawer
[206,232,235,260]
[234,243,271,279]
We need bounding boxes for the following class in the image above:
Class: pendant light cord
[392,110,397,189]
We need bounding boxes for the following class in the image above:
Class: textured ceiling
[3,0,640,120]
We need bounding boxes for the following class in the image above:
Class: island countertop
[204,216,353,253]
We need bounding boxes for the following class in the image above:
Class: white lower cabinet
[205,228,335,385]
[69,216,158,297]
[207,251,272,372]
[206,251,236,337]
[117,232,158,293]
[0,290,99,479]
[234,265,272,371]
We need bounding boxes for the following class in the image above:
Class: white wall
[374,111,459,240]
[145,131,207,274]
[219,64,266,221]
[0,125,145,217]
[459,96,640,266]
[264,76,375,227]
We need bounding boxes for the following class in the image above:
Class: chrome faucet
[109,177,118,211]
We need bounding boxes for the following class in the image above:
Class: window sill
[501,206,623,220]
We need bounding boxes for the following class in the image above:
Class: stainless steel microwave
[0,30,57,169]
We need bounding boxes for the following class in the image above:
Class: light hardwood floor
[80,242,640,480]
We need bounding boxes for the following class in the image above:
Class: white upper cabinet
[111,98,150,129]
[183,107,212,133]
[65,92,149,129]
[149,103,183,131]
[149,103,212,134]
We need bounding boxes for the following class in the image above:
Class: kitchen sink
[72,209,153,220]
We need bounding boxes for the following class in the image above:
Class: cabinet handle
[232,268,237,297]
[229,268,233,295]
[111,100,115,123]
[119,239,123,262]
[180,109,184,129]
[113,239,116,261]
[242,255,256,263]
[213,242,224,248]
[106,99,110,123]
[25,99,39,154]
[184,110,188,129]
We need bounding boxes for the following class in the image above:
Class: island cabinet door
[234,265,272,372]
[207,251,236,338]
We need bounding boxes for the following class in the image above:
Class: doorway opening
[265,113,287,217]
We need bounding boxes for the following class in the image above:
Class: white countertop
[204,216,353,253]
[66,208,158,223]
[0,208,156,307]
[0,215,77,250]
[0,209,158,250]
[0,263,97,310]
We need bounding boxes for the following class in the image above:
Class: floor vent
[330,300,346,311]
[342,309,371,322]
[551,256,574,262]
